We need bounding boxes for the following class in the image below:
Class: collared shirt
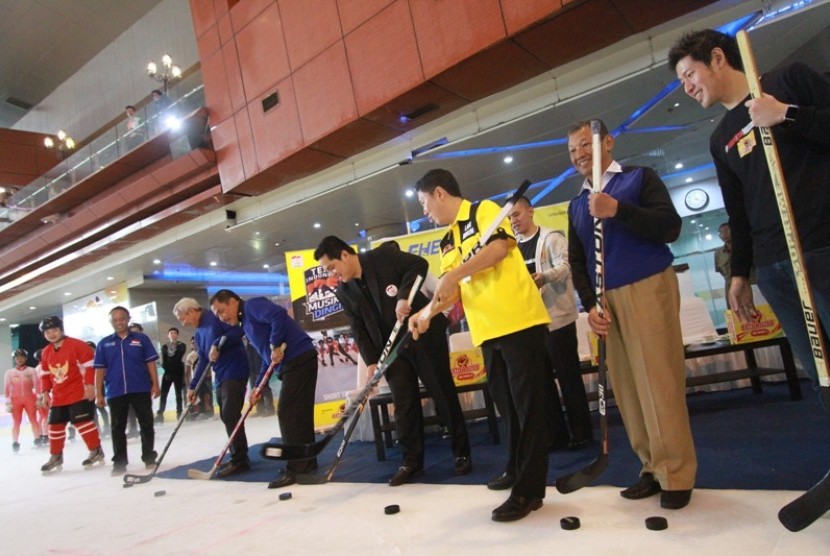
[580,160,623,192]
[94,331,158,399]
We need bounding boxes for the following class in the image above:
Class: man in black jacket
[157,327,186,423]
[314,236,472,486]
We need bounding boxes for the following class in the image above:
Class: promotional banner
[285,248,358,430]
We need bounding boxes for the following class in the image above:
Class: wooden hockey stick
[736,29,830,532]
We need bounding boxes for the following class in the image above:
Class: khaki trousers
[605,267,697,490]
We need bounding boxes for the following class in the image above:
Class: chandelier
[147,54,182,93]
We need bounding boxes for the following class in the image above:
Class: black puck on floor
[384,504,400,515]
[122,483,133,489]
[154,490,166,497]
[645,516,668,531]
[279,492,292,501]
[560,516,581,530]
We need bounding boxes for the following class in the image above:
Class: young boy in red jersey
[38,316,105,472]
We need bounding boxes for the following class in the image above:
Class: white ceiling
[2,0,830,328]
[0,0,163,128]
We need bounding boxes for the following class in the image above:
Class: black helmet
[12,348,28,359]
[85,340,96,350]
[39,316,64,333]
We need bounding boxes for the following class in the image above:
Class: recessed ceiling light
[359,247,367,253]
[209,261,218,267]
[685,177,693,183]
[153,259,161,264]
[0,318,6,322]
[405,189,414,198]
[690,220,696,224]
[674,162,684,169]
[9,323,19,328]
[263,264,270,269]
[106,276,114,281]
[354,223,359,227]
[29,306,36,310]
[64,292,71,296]
[274,242,280,247]
[109,291,116,295]
[254,231,260,235]
[503,156,514,164]
[705,233,713,240]
[313,223,321,229]
[673,102,680,108]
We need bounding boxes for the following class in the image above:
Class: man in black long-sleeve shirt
[670,30,830,388]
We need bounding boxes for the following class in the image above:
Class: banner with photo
[285,248,358,430]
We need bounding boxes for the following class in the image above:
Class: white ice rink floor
[2,415,829,555]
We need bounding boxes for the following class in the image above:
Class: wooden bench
[368,382,500,461]
[582,336,802,402]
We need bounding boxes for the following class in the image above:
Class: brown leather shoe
[660,489,693,509]
[491,495,543,522]
[620,473,662,500]
[388,465,423,486]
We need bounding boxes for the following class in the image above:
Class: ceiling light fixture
[209,261,218,267]
[675,162,684,169]
[153,259,161,264]
[313,223,321,229]
[405,189,414,198]
[503,155,513,164]
[44,129,76,159]
[147,53,181,94]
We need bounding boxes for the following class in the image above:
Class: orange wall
[0,129,61,186]
[190,0,714,196]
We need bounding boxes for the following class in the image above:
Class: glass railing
[0,71,205,232]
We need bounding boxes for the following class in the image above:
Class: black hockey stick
[188,343,286,480]
[736,31,830,531]
[261,331,415,461]
[124,336,227,485]
[557,120,610,494]
[295,276,424,484]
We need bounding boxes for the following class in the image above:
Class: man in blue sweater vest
[210,289,319,490]
[567,120,697,510]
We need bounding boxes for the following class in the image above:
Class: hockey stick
[295,275,424,484]
[556,120,610,494]
[261,331,415,461]
[124,336,227,485]
[736,30,830,532]
[187,343,286,480]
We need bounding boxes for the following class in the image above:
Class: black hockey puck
[560,516,581,530]
[645,516,668,531]
[279,492,292,501]
[122,483,133,489]
[384,504,400,515]
[154,490,166,497]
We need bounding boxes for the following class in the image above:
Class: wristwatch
[783,105,800,122]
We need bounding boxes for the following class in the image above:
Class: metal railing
[0,71,205,232]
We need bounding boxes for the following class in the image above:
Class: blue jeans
[756,246,830,389]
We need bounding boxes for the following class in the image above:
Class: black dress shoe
[660,489,693,509]
[620,473,662,500]
[268,468,297,489]
[388,465,423,486]
[491,495,543,522]
[454,456,472,476]
[487,472,516,491]
[217,459,250,479]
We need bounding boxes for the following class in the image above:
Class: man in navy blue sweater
[670,29,830,390]
[173,297,250,478]
[567,120,697,510]
[209,289,319,490]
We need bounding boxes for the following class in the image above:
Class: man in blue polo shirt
[173,297,249,478]
[94,306,160,475]
[209,289,318,490]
